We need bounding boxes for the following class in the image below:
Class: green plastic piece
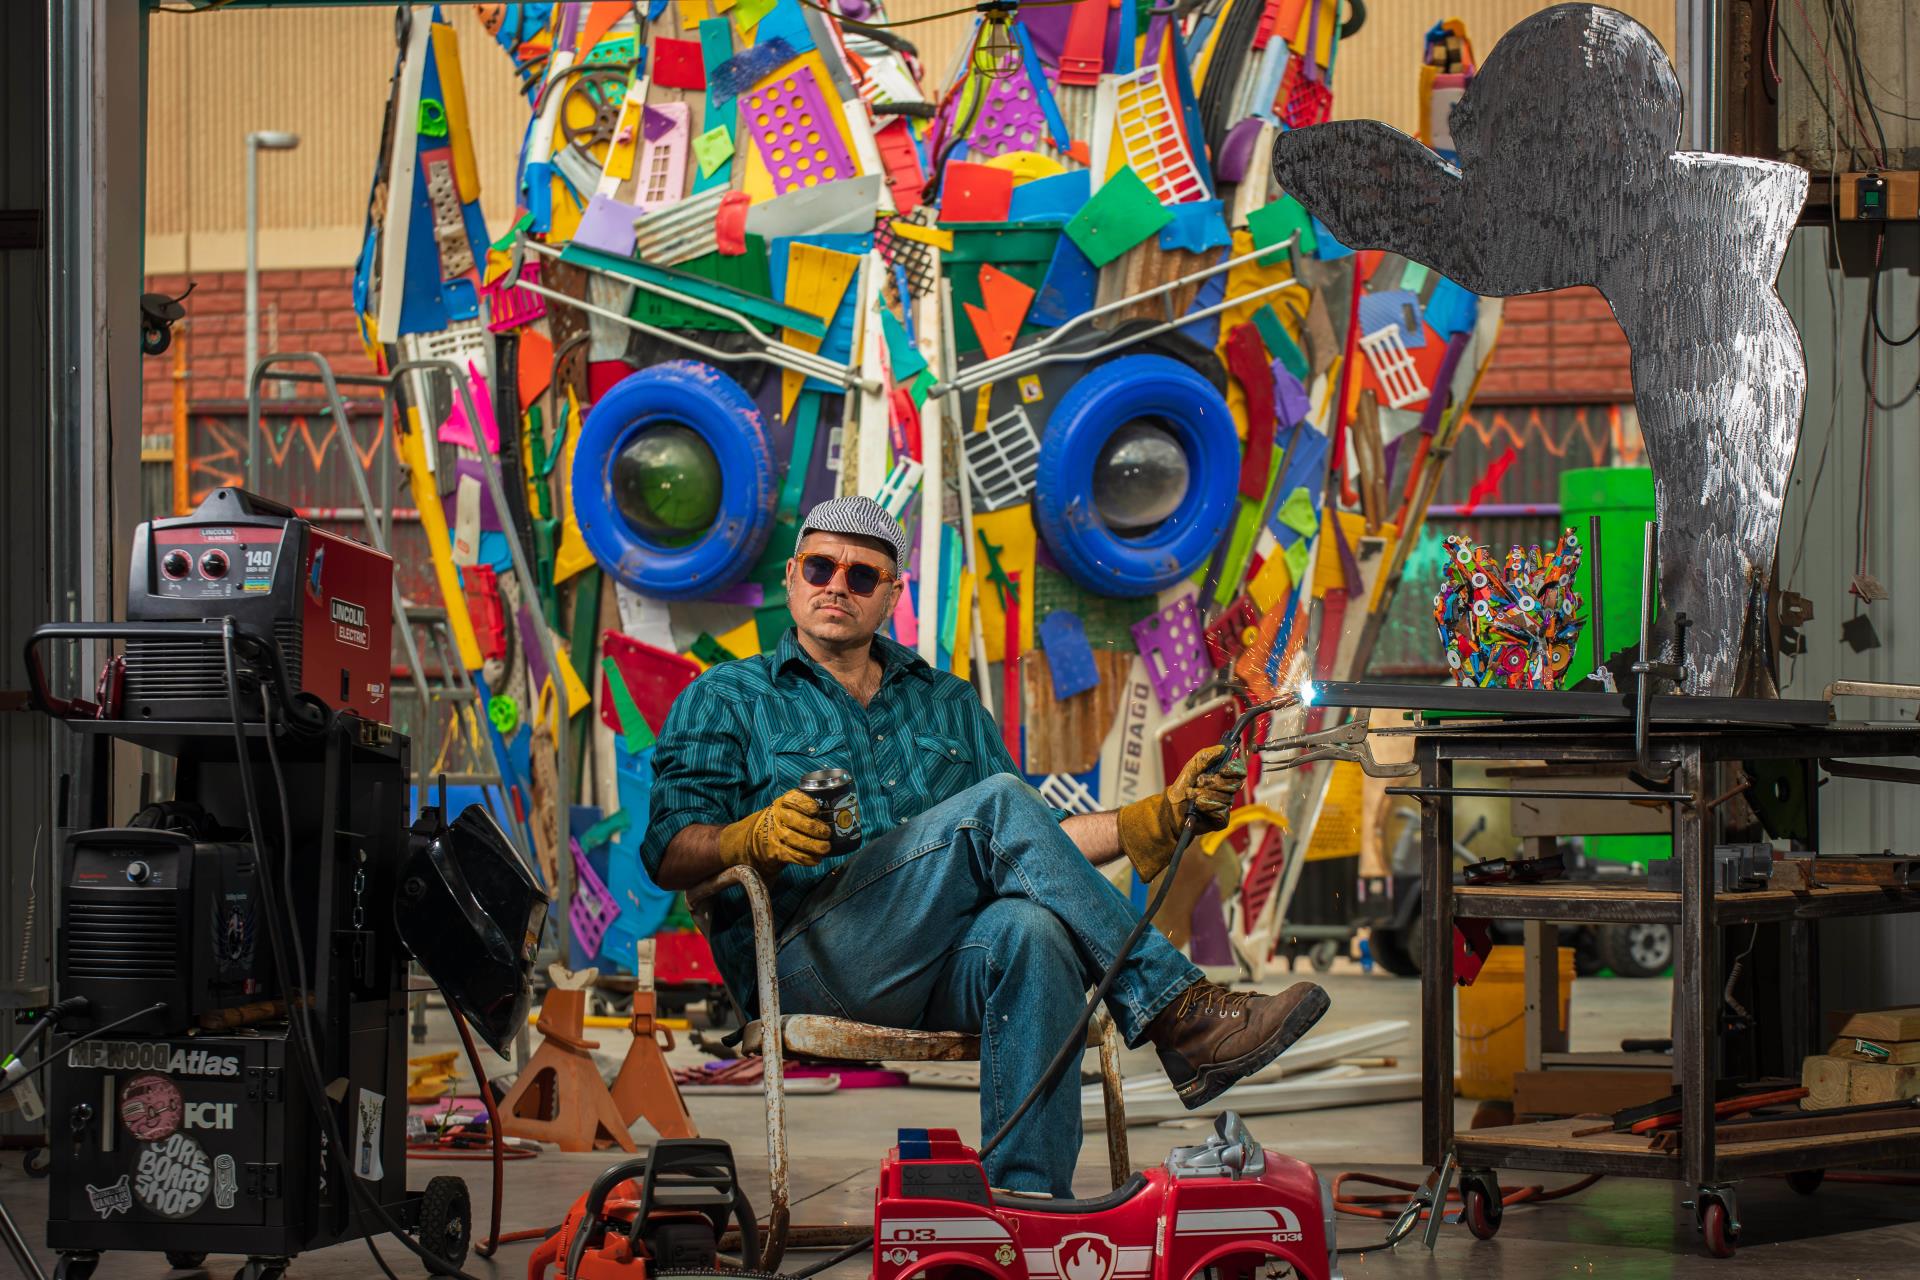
[754,603,792,652]
[601,655,656,753]
[1247,195,1317,262]
[909,369,937,409]
[418,98,449,138]
[1275,486,1318,537]
[690,633,733,666]
[1214,447,1283,605]
[940,225,1059,353]
[776,393,821,525]
[1251,305,1308,382]
[487,694,520,735]
[692,17,737,194]
[748,517,800,589]
[1032,567,1155,647]
[1064,168,1173,268]
[881,308,926,382]
[580,808,633,853]
[562,239,824,337]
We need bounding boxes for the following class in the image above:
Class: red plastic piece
[1058,0,1110,86]
[651,37,708,91]
[1224,324,1277,501]
[653,929,723,986]
[1203,595,1261,670]
[873,118,925,212]
[1453,918,1495,986]
[462,563,509,661]
[714,191,751,256]
[598,631,701,737]
[938,162,1014,223]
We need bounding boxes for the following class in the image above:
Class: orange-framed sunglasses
[789,553,899,597]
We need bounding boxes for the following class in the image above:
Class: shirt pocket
[915,732,975,801]
[766,732,847,796]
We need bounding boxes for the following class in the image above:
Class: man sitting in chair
[641,496,1329,1197]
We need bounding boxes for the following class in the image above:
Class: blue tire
[1034,354,1240,596]
[571,361,776,600]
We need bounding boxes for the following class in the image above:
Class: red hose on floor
[1331,1169,1604,1220]
[449,1002,519,1256]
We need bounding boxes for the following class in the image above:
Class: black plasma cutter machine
[21,490,545,1280]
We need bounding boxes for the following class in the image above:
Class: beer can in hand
[798,768,861,854]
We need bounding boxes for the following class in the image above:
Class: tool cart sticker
[136,1133,213,1219]
[67,1041,240,1077]
[214,1153,237,1210]
[354,1089,385,1180]
[185,1101,235,1131]
[87,1174,133,1218]
[120,1073,184,1141]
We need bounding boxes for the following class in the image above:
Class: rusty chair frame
[687,865,1134,1272]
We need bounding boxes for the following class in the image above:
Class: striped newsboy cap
[796,496,910,569]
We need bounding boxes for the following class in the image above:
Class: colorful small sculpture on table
[1433,530,1585,690]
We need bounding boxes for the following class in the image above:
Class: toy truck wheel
[419,1175,473,1275]
[1785,1168,1824,1196]
[164,1253,209,1271]
[1463,1185,1501,1240]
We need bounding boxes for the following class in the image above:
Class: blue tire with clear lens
[1033,354,1240,597]
[571,361,776,600]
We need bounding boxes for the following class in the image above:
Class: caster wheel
[24,1147,51,1177]
[54,1253,101,1280]
[165,1252,210,1271]
[420,1174,473,1275]
[1786,1168,1824,1196]
[233,1256,289,1280]
[1309,940,1341,973]
[1463,1185,1502,1240]
[1701,1200,1739,1259]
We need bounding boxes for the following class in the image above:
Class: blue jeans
[769,773,1202,1196]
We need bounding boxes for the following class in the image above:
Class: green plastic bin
[1558,465,1666,865]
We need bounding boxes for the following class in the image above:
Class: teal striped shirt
[641,626,1049,1010]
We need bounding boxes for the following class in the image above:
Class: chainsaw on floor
[529,1139,758,1280]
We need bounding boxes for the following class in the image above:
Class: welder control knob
[125,860,151,884]
[161,549,192,579]
[69,1102,93,1132]
[200,549,229,579]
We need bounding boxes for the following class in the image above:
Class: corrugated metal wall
[1776,222,1920,1012]
[143,1,1677,272]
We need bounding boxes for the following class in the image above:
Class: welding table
[1313,682,1920,1256]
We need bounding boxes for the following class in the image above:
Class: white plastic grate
[962,404,1042,512]
[1358,324,1429,409]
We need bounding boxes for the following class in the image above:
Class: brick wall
[1474,284,1634,400]
[141,268,376,436]
[139,271,1636,436]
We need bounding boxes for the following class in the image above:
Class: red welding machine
[873,1116,1339,1280]
[124,487,394,721]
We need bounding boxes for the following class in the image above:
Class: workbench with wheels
[1315,682,1920,1259]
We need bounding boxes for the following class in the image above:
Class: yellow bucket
[1455,944,1576,1100]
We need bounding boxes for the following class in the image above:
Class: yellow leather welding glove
[715,790,833,876]
[1116,746,1247,881]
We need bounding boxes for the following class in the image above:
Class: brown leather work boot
[1146,979,1330,1108]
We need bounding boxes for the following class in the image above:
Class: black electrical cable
[0,1003,170,1099]
[220,621,485,1280]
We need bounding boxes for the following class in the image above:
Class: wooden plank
[1540,1051,1674,1070]
[1521,914,1564,1072]
[1513,1069,1676,1119]
[1826,1036,1920,1065]
[1802,858,1920,888]
[1850,1060,1920,1106]
[1801,1056,1854,1110]
[1021,649,1135,775]
[1839,1007,1920,1042]
[1718,1104,1920,1144]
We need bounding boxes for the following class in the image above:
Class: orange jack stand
[611,938,697,1139]
[498,970,636,1153]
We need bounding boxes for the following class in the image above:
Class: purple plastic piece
[1214,117,1264,184]
[1131,593,1207,714]
[643,105,677,141]
[575,193,642,256]
[968,62,1050,160]
[740,64,858,195]
[570,837,622,960]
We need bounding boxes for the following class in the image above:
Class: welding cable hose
[221,621,489,1280]
[789,692,1300,1280]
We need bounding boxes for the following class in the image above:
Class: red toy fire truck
[872,1114,1339,1280]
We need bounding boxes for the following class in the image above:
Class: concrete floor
[8,964,1919,1279]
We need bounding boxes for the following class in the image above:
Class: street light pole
[244,130,300,490]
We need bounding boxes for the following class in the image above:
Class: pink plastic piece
[1131,593,1207,714]
[740,65,858,195]
[570,837,622,959]
[482,258,545,333]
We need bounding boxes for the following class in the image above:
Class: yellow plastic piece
[604,88,641,182]
[555,387,597,584]
[972,505,1036,663]
[431,20,481,203]
[892,221,955,251]
[399,406,484,670]
[778,243,860,419]
[982,151,1066,183]
[716,617,761,659]
[1246,545,1293,613]
[952,569,975,683]
[1456,945,1575,1100]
